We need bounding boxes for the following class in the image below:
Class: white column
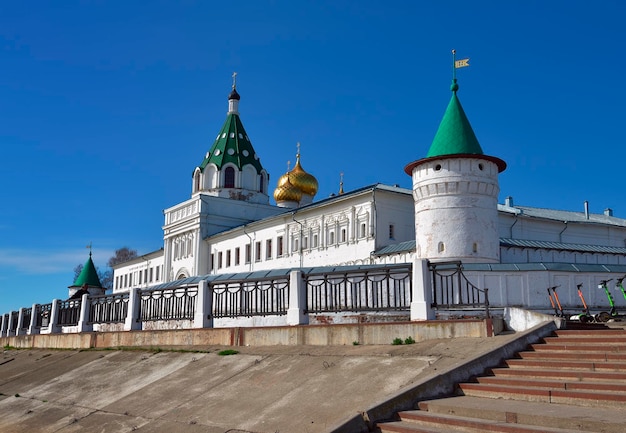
[1,313,7,337]
[193,280,213,328]
[28,303,39,335]
[48,299,61,334]
[411,259,435,320]
[16,308,25,336]
[7,311,16,336]
[124,288,142,331]
[287,270,308,325]
[77,293,92,332]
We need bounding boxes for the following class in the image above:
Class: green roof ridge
[71,253,102,288]
[426,79,484,158]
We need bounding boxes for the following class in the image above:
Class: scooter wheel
[596,312,611,323]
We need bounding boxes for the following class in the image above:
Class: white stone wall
[412,157,501,263]
[464,269,626,313]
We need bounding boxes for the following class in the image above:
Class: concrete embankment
[0,319,559,433]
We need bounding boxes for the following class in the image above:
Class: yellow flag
[455,58,470,68]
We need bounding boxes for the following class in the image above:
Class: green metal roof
[70,253,102,288]
[197,98,264,174]
[426,79,484,158]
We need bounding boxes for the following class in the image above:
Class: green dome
[196,89,264,175]
[70,253,102,288]
[426,79,484,158]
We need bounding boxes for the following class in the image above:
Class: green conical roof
[70,252,102,288]
[197,89,264,174]
[426,79,484,158]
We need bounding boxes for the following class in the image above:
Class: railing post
[411,258,435,320]
[194,281,213,328]
[1,313,7,337]
[47,299,61,334]
[287,270,308,325]
[124,288,142,331]
[28,303,39,335]
[77,294,92,332]
[7,311,16,336]
[16,308,26,336]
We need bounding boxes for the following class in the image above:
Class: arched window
[224,167,235,188]
[194,171,201,192]
[259,174,264,193]
[438,242,445,253]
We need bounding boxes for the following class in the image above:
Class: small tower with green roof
[68,251,105,299]
[405,56,506,263]
[191,73,270,204]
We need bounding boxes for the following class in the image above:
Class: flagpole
[452,49,457,81]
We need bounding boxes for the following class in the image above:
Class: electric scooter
[575,283,595,323]
[598,279,616,319]
[547,286,564,317]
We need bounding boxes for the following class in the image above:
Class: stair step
[554,329,625,336]
[378,421,441,433]
[477,375,626,392]
[415,395,626,433]
[543,336,626,345]
[504,358,626,371]
[459,382,626,407]
[489,367,626,382]
[393,410,576,433]
[531,343,626,352]
[518,350,626,360]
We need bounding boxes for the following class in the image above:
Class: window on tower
[225,167,235,188]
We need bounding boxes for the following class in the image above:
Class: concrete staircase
[377,326,626,433]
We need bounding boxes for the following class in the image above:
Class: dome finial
[339,172,344,195]
[232,71,237,90]
[451,49,469,93]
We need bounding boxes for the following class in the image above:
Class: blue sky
[1,1,625,312]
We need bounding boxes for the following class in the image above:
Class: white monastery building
[112,74,626,317]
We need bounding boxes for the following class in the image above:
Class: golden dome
[273,176,302,203]
[289,154,318,196]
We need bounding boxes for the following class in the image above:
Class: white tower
[405,77,506,263]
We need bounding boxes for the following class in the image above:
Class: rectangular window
[360,223,367,238]
[156,266,160,281]
[303,236,308,250]
[245,244,251,264]
[235,247,240,265]
[210,253,215,270]
[115,276,119,290]
[389,224,395,240]
[266,239,272,259]
[149,267,153,282]
[255,241,262,262]
[124,274,128,288]
[341,228,346,243]
[313,234,318,248]
[277,236,283,257]
[218,252,223,269]
[329,231,335,245]
[226,249,231,267]
[293,237,299,252]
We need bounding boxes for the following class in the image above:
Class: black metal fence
[305,265,412,313]
[139,286,197,321]
[57,300,81,326]
[429,261,489,317]
[211,277,289,318]
[20,307,32,331]
[36,303,52,328]
[10,311,19,331]
[89,292,129,324]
